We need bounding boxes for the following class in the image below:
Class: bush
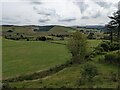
[41,36,46,41]
[105,53,120,64]
[100,41,110,52]
[2,82,11,89]
[95,41,119,53]
[36,36,46,41]
[109,71,118,82]
[7,30,13,32]
[26,38,29,41]
[95,47,105,52]
[67,31,87,63]
[80,63,98,82]
[110,42,119,51]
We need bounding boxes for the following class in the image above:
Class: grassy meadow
[2,39,70,79]
[3,38,101,79]
[10,54,118,88]
[2,25,119,88]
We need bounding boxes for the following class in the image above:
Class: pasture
[2,38,101,79]
[10,56,118,88]
[2,39,70,79]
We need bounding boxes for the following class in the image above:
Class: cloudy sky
[0,0,120,26]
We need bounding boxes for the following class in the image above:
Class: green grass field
[10,56,118,88]
[3,37,117,88]
[3,39,102,79]
[3,39,71,79]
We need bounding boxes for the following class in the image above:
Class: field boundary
[47,41,66,45]
[3,61,72,82]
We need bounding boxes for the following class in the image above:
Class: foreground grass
[3,39,70,79]
[10,58,118,88]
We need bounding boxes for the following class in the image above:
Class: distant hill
[2,25,106,37]
[33,26,54,32]
[2,25,76,36]
[48,26,76,34]
[73,25,105,30]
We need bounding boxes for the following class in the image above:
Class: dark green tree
[107,9,120,88]
[107,11,120,47]
[67,31,87,63]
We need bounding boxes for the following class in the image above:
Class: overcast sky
[0,0,120,26]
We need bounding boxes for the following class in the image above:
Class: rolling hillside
[2,25,76,37]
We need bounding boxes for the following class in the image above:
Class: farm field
[2,39,71,79]
[2,39,101,79]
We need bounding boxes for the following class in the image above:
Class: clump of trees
[36,36,47,41]
[87,32,96,39]
[67,31,87,63]
[95,41,119,53]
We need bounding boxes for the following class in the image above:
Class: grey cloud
[31,2,42,5]
[25,19,31,22]
[33,7,55,16]
[2,20,21,24]
[95,1,112,8]
[114,3,118,8]
[58,18,76,22]
[82,12,101,19]
[92,12,101,18]
[81,16,89,19]
[29,0,43,5]
[74,1,88,13]
[38,19,50,23]
[3,17,18,21]
[2,17,21,24]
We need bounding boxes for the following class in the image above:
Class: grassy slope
[48,26,75,34]
[2,26,76,36]
[10,58,118,88]
[3,39,70,79]
[9,40,117,88]
[10,43,118,88]
[2,26,34,34]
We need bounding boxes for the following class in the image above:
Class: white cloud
[1,0,119,26]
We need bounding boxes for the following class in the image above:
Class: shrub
[26,38,29,41]
[110,42,119,51]
[100,41,110,52]
[20,35,24,39]
[7,30,13,32]
[40,36,46,41]
[80,63,98,82]
[109,71,118,82]
[67,31,87,63]
[95,46,105,52]
[96,41,119,53]
[36,36,47,41]
[105,53,120,64]
[2,82,11,89]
